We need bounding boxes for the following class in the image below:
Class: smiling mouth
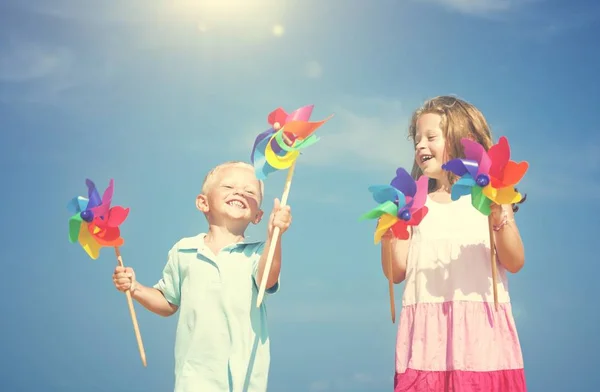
[420,155,433,163]
[227,200,247,209]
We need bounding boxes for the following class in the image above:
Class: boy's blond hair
[201,161,264,202]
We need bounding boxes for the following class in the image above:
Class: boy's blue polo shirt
[153,233,279,392]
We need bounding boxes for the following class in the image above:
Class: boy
[112,161,291,391]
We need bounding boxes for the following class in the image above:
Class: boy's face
[197,166,263,226]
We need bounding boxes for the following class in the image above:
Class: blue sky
[1,0,599,391]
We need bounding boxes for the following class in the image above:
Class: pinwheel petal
[78,225,101,259]
[483,185,523,205]
[411,175,429,210]
[487,136,510,181]
[281,116,332,139]
[407,206,429,226]
[450,175,475,201]
[388,220,408,240]
[252,135,279,180]
[359,200,399,220]
[390,168,417,198]
[264,133,300,169]
[268,108,288,127]
[368,185,406,206]
[105,206,130,227]
[374,213,398,244]
[67,196,88,214]
[472,186,491,215]
[85,179,102,209]
[492,161,529,188]
[285,105,314,123]
[69,216,83,243]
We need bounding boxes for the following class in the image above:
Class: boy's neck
[203,224,246,255]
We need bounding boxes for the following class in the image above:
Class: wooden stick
[256,161,297,307]
[382,237,396,323]
[114,247,147,367]
[488,217,499,311]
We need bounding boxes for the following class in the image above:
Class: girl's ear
[196,194,209,213]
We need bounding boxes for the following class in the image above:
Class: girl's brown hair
[408,95,526,213]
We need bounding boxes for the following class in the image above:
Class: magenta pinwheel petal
[462,138,491,176]
[285,105,313,123]
[410,175,429,211]
[91,179,114,219]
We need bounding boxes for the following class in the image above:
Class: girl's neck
[433,178,451,194]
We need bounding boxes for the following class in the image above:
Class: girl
[383,96,527,391]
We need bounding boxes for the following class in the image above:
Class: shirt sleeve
[153,245,182,306]
[252,241,280,295]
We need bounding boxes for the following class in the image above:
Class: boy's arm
[131,284,178,317]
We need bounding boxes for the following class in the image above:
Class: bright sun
[168,0,283,32]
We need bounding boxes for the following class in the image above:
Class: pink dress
[394,195,526,392]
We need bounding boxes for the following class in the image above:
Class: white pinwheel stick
[488,218,499,311]
[256,160,296,307]
[382,237,396,323]
[115,247,147,367]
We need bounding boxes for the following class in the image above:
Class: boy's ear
[252,209,264,225]
[196,194,209,213]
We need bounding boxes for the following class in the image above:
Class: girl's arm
[492,205,525,273]
[381,230,411,284]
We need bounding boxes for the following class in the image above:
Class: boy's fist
[113,266,137,293]
[268,198,292,237]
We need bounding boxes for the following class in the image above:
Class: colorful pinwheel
[359,167,429,323]
[360,168,430,243]
[250,105,331,180]
[442,136,529,311]
[67,178,146,366]
[251,104,333,307]
[442,136,528,216]
[67,179,129,259]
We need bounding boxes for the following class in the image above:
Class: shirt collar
[178,232,262,252]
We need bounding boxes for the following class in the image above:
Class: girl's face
[414,112,447,180]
